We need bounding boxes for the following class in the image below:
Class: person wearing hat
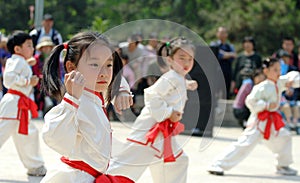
[32,37,56,117]
[29,13,63,50]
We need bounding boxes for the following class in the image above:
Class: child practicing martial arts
[0,31,46,176]
[108,37,196,183]
[40,31,134,182]
[208,57,299,176]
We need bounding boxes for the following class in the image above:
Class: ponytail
[156,42,169,68]
[107,51,122,105]
[42,44,65,101]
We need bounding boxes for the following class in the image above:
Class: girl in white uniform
[208,57,299,176]
[108,37,196,183]
[41,31,134,183]
[0,31,46,176]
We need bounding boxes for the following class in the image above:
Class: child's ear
[14,45,21,54]
[166,56,172,63]
[66,60,76,73]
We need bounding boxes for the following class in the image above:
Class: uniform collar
[83,87,105,106]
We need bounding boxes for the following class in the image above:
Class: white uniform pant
[0,119,44,169]
[213,127,293,170]
[108,142,188,183]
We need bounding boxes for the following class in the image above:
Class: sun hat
[36,37,55,50]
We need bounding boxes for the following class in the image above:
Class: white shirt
[0,54,33,119]
[127,69,187,153]
[43,91,111,173]
[245,71,300,133]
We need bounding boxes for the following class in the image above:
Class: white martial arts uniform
[212,71,300,170]
[41,90,112,182]
[0,54,44,170]
[108,69,189,183]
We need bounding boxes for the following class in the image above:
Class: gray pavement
[0,119,300,183]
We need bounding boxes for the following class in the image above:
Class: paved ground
[0,119,300,183]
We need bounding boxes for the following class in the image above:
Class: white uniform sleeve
[110,76,131,106]
[278,71,300,91]
[42,93,80,156]
[3,59,29,88]
[245,85,267,113]
[144,77,174,122]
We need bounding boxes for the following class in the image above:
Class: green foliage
[0,0,299,56]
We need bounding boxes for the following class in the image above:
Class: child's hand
[268,102,278,110]
[186,79,198,91]
[27,57,37,66]
[113,91,134,114]
[29,75,39,86]
[64,71,85,99]
[169,110,182,122]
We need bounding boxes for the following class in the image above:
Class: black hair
[251,68,263,80]
[242,36,256,50]
[128,34,140,45]
[42,31,122,103]
[262,57,279,69]
[7,31,32,54]
[157,37,195,68]
[282,36,295,44]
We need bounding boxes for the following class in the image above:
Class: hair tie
[166,42,170,47]
[63,43,68,50]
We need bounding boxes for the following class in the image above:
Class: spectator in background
[30,14,63,51]
[145,32,159,55]
[279,36,299,70]
[277,49,300,134]
[233,69,265,128]
[232,36,262,93]
[120,34,153,95]
[0,34,11,97]
[32,37,56,117]
[210,26,237,99]
[120,53,135,89]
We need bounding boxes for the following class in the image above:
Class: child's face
[16,39,34,60]
[40,46,54,55]
[77,44,113,92]
[243,41,254,52]
[264,62,281,82]
[171,48,194,75]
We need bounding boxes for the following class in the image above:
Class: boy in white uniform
[0,31,46,176]
[208,57,299,176]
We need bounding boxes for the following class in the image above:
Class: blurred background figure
[232,36,262,94]
[32,37,56,117]
[30,13,63,52]
[0,33,11,99]
[233,69,265,128]
[210,26,236,99]
[277,49,300,134]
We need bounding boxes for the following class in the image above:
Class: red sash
[257,110,285,140]
[146,119,185,162]
[61,157,134,183]
[7,89,38,135]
